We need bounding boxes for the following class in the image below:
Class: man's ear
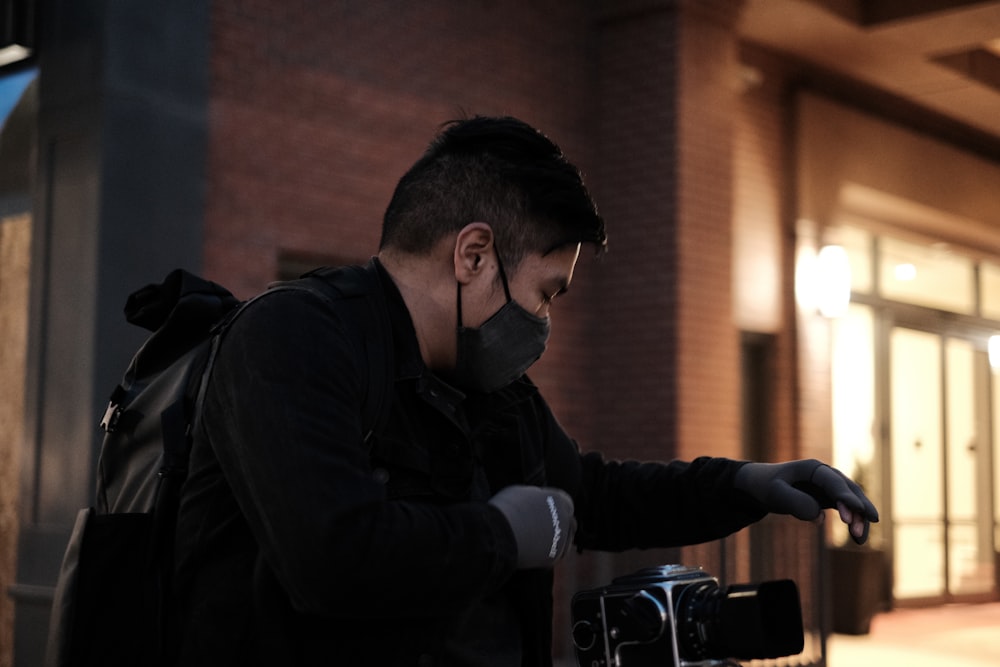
[453,222,495,284]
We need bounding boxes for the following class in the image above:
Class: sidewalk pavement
[827,601,1000,667]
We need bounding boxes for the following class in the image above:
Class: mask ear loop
[457,245,512,330]
[493,247,513,302]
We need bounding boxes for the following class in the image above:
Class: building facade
[2,1,999,665]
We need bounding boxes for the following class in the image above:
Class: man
[173,116,877,666]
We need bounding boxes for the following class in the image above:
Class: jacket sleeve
[535,399,767,552]
[573,452,768,552]
[200,288,517,618]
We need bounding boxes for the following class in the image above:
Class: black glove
[488,485,576,569]
[734,459,879,544]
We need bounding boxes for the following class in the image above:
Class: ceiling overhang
[740,0,1000,143]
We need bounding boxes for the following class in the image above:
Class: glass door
[944,338,993,596]
[890,326,995,601]
[890,327,944,599]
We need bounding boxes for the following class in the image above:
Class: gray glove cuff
[488,485,575,569]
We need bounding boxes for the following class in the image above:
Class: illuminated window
[982,262,1000,320]
[879,237,975,314]
[837,225,873,294]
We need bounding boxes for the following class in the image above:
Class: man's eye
[546,287,567,302]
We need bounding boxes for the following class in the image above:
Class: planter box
[827,546,885,635]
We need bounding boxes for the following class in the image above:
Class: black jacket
[172,259,766,666]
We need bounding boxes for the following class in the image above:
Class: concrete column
[11,2,210,663]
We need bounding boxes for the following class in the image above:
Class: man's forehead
[534,243,580,283]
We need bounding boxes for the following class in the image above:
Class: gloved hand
[488,485,576,569]
[734,459,879,544]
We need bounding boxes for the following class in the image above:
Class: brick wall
[675,2,742,463]
[736,44,801,465]
[587,2,681,462]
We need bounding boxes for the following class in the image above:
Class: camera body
[571,565,804,667]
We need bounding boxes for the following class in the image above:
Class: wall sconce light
[815,245,851,318]
[989,335,1000,371]
[797,244,851,318]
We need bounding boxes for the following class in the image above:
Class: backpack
[45,264,393,667]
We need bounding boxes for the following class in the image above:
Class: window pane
[982,261,1000,320]
[945,340,992,596]
[949,522,993,595]
[891,328,943,523]
[890,327,946,600]
[946,339,976,521]
[838,226,873,294]
[894,523,945,599]
[879,237,975,313]
[994,369,1000,571]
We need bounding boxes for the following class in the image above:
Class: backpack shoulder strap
[285,260,394,443]
[195,260,394,447]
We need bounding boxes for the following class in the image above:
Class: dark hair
[379,116,607,268]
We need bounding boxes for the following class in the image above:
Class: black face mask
[453,249,550,393]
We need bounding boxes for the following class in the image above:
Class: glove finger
[838,502,871,545]
[854,515,870,544]
[766,481,822,521]
[811,465,879,521]
[843,476,879,522]
[836,501,853,525]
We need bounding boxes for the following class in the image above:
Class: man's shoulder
[270,260,382,304]
[237,261,384,325]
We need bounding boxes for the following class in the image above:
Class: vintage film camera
[571,565,804,667]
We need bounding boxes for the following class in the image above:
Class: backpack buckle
[100,385,127,432]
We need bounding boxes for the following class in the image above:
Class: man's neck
[377,248,455,371]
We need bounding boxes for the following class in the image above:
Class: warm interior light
[815,245,852,318]
[894,263,917,281]
[990,335,1000,370]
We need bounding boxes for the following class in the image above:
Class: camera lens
[675,579,804,661]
